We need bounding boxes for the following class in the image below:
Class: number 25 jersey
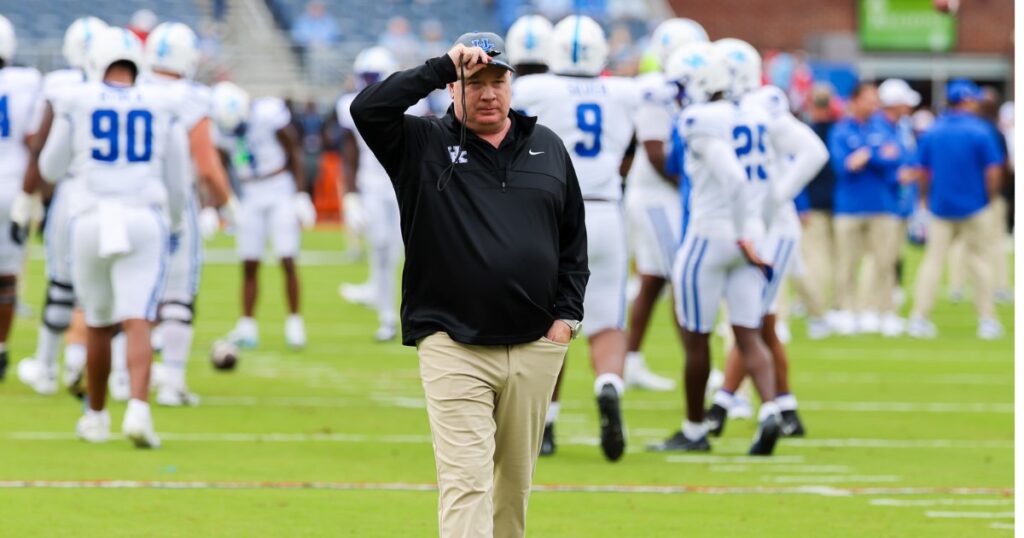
[513,74,639,201]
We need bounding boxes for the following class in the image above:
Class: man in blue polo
[908,79,1005,339]
[828,82,904,336]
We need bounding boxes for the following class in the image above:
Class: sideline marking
[870,499,1014,507]
[925,511,1014,519]
[0,480,1012,497]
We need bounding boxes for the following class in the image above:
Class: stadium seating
[3,0,202,41]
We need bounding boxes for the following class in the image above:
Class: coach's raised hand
[446,44,492,76]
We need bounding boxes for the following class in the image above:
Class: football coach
[351,32,589,538]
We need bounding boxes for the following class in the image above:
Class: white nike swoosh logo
[529,150,544,156]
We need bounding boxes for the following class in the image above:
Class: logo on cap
[471,38,495,53]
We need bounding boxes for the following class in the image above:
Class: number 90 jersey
[513,74,640,201]
[49,82,185,204]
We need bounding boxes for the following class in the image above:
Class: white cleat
[228,317,259,349]
[374,322,398,342]
[728,395,753,420]
[624,354,676,392]
[829,310,858,336]
[109,369,131,402]
[880,313,905,337]
[16,358,57,395]
[76,411,111,443]
[122,405,161,449]
[857,311,881,334]
[285,315,307,349]
[339,283,374,307]
[907,316,937,339]
[155,383,200,407]
[977,318,1004,340]
[806,317,832,340]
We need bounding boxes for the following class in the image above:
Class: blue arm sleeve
[665,126,685,176]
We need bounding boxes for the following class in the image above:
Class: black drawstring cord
[438,56,467,192]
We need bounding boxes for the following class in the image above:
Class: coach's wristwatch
[558,319,583,340]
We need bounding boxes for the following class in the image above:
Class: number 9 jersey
[0,66,42,191]
[512,73,640,201]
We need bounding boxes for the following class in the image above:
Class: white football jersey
[732,95,775,229]
[678,100,754,239]
[513,73,640,201]
[0,67,42,186]
[216,97,291,182]
[41,81,187,208]
[625,71,678,197]
[336,93,428,197]
[141,74,213,191]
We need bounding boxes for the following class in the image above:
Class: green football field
[0,230,1013,537]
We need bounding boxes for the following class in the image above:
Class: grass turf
[0,230,1013,536]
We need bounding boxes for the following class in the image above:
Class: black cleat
[0,350,7,381]
[749,414,782,456]
[646,430,711,452]
[780,410,806,437]
[597,383,625,462]
[540,422,556,456]
[705,403,728,437]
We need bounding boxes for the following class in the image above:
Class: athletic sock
[682,420,707,441]
[594,372,624,397]
[35,326,62,370]
[127,398,150,417]
[545,402,560,425]
[159,322,192,388]
[625,351,644,367]
[757,401,781,422]
[713,389,735,409]
[64,343,86,372]
[776,393,798,412]
[111,333,127,375]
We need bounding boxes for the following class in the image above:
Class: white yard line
[0,480,1011,497]
[925,511,1014,519]
[870,499,1014,507]
[990,522,1015,530]
[5,431,1012,451]
[767,475,902,484]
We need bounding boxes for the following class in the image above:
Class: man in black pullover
[351,33,588,538]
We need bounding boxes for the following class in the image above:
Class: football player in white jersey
[621,18,708,394]
[39,27,190,448]
[15,16,106,397]
[0,15,41,382]
[704,38,828,440]
[646,42,780,455]
[505,14,553,76]
[143,22,237,406]
[513,15,639,461]
[213,82,314,350]
[337,47,427,342]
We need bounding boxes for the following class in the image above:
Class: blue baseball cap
[453,32,516,73]
[947,79,981,105]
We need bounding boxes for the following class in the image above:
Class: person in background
[128,9,158,43]
[828,82,904,337]
[907,80,1005,340]
[799,84,838,339]
[296,101,324,197]
[876,78,921,319]
[378,16,418,68]
[290,0,339,67]
[419,19,447,62]
[978,87,1012,304]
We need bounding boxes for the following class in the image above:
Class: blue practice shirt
[828,115,903,215]
[917,110,1004,219]
[667,125,692,238]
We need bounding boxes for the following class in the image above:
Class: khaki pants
[912,210,995,319]
[418,332,566,538]
[800,210,835,318]
[834,214,902,313]
[947,201,1007,297]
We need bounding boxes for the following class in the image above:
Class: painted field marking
[870,498,1014,507]
[4,432,1012,451]
[767,475,902,484]
[990,522,1014,530]
[925,511,1014,519]
[794,372,1011,386]
[0,480,1011,498]
[665,455,806,464]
